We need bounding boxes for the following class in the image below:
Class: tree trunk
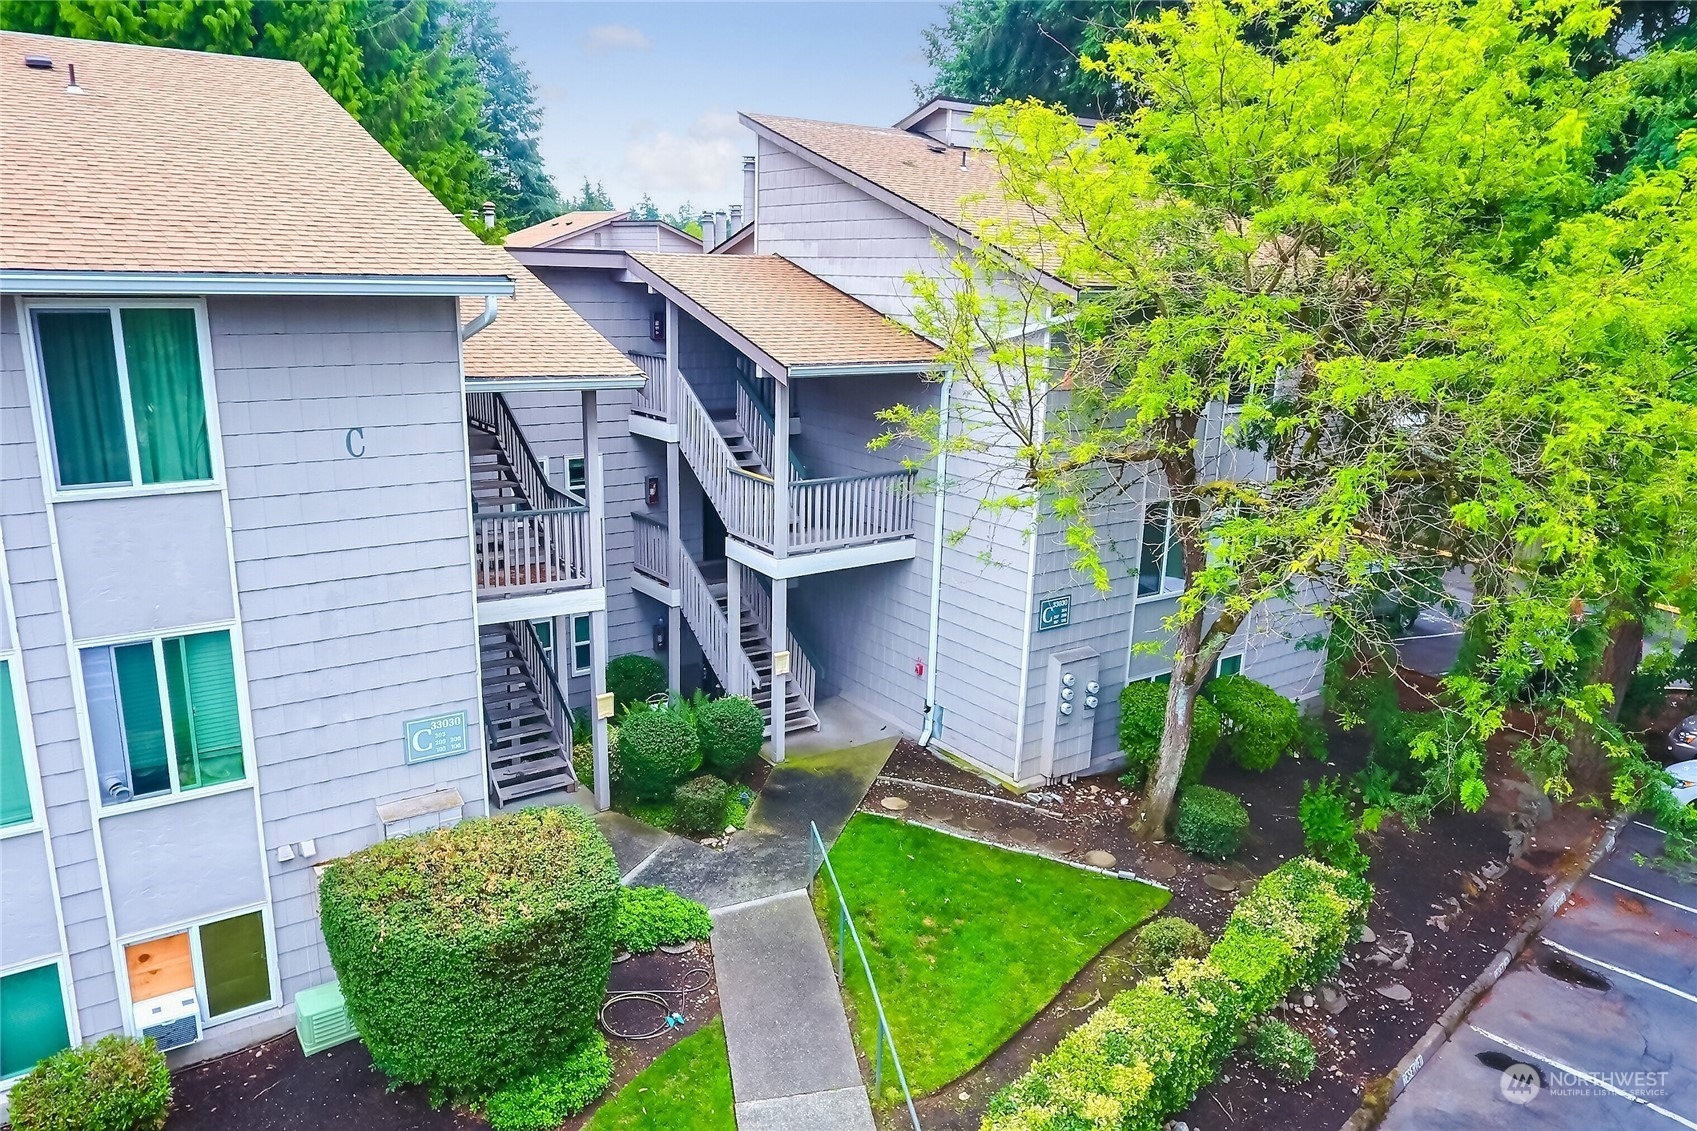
[1599,613,1646,725]
[1138,614,1208,838]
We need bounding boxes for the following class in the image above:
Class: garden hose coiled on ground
[599,965,713,1039]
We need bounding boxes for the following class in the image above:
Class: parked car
[1671,714,1697,761]
[1668,758,1697,807]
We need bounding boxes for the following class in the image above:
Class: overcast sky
[496,1,946,216]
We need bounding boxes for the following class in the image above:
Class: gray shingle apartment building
[0,33,1324,1099]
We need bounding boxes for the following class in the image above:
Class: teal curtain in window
[164,631,243,790]
[36,311,129,487]
[121,308,211,484]
[114,643,170,798]
[0,661,30,828]
[200,911,269,1018]
[0,965,70,1079]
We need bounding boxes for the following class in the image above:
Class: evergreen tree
[447,0,560,227]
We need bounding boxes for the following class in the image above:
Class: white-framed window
[122,906,275,1030]
[0,657,36,833]
[567,457,587,494]
[25,301,216,494]
[570,615,591,677]
[0,958,73,1080]
[79,627,246,809]
[1137,501,1185,598]
[530,619,556,672]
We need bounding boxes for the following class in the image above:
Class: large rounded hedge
[606,654,667,712]
[8,1035,170,1131]
[319,806,620,1097]
[695,695,765,776]
[616,705,699,800]
[1117,680,1221,790]
[1209,674,1298,771]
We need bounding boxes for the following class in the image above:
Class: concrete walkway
[597,715,897,1130]
[713,891,876,1131]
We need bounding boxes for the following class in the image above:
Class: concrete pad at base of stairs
[735,1088,878,1131]
[591,810,678,879]
[711,891,868,1106]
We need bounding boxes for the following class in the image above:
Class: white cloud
[580,24,651,54]
[622,110,745,199]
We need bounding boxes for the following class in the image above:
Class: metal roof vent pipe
[729,204,743,232]
[713,209,728,248]
[742,154,756,227]
[66,62,84,94]
[481,201,496,230]
[699,211,716,251]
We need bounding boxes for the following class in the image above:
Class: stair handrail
[467,390,574,512]
[734,369,806,480]
[677,552,759,696]
[674,367,775,549]
[518,620,576,780]
[734,563,818,712]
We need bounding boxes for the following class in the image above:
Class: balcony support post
[666,405,683,692]
[664,300,679,424]
[770,573,787,763]
[772,372,790,557]
[727,561,744,696]
[585,390,611,811]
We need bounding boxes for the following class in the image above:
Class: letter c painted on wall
[345,427,366,458]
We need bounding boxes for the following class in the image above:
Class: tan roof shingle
[461,258,643,383]
[629,253,939,372]
[505,211,627,249]
[0,32,506,282]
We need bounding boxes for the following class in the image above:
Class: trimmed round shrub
[319,806,620,1096]
[1209,674,1299,772]
[615,886,713,954]
[673,774,731,835]
[1131,916,1209,976]
[1117,681,1221,791]
[1251,1019,1317,1083]
[1174,784,1249,860]
[617,705,700,800]
[606,653,666,712]
[8,1035,170,1131]
[483,1033,613,1131]
[695,695,765,776]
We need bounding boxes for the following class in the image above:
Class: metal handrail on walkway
[807,820,922,1130]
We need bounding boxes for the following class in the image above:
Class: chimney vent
[729,204,743,231]
[699,212,716,252]
[713,209,727,248]
[65,62,84,94]
[481,201,496,230]
[23,55,52,70]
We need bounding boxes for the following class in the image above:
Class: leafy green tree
[921,0,1139,117]
[891,0,1695,839]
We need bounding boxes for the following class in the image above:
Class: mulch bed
[859,679,1605,1131]
[166,946,719,1131]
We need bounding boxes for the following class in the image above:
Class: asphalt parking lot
[1381,819,1697,1130]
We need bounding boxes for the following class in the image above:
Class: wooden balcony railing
[631,512,670,585]
[789,471,917,552]
[474,506,591,595]
[631,352,668,420]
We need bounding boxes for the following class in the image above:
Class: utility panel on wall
[1038,647,1100,780]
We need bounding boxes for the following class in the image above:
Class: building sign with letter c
[404,711,469,764]
[1037,595,1071,632]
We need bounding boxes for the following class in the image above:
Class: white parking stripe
[1585,873,1697,918]
[1469,1024,1697,1129]
[1539,938,1697,1005]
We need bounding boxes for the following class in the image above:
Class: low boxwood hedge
[1174,784,1249,861]
[1209,674,1298,772]
[1251,1019,1316,1083]
[482,1033,613,1131]
[7,1035,170,1131]
[1131,915,1209,976]
[694,695,765,776]
[616,704,700,801]
[615,886,713,954]
[319,806,620,1097]
[1117,681,1221,791]
[982,857,1370,1131]
[606,654,666,712]
[673,774,731,835]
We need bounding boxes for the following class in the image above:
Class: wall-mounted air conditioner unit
[133,990,201,1051]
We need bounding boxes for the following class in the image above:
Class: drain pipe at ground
[918,369,953,747]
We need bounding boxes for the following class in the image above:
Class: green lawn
[815,813,1170,1097]
[582,1018,734,1131]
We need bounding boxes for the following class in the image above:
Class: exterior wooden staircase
[479,622,576,806]
[702,561,820,735]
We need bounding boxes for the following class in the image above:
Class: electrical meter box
[1038,646,1101,780]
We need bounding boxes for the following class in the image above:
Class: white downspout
[460,294,498,340]
[918,369,953,746]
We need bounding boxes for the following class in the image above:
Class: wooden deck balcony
[474,505,593,597]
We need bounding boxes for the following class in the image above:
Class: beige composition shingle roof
[461,258,643,382]
[0,32,507,282]
[629,253,939,371]
[743,112,1034,239]
[505,211,627,249]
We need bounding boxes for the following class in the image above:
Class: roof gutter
[463,375,646,393]
[0,270,515,298]
[787,361,946,379]
[460,295,498,341]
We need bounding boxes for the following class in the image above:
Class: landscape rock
[880,796,910,811]
[1204,873,1238,892]
[1358,926,1377,945]
[1319,985,1351,1015]
[1480,859,1509,881]
[1377,983,1413,1002]
[1085,849,1117,869]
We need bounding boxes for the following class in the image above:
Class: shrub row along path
[594,726,896,1131]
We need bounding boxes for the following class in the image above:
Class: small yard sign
[404,711,469,764]
[1037,595,1071,632]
